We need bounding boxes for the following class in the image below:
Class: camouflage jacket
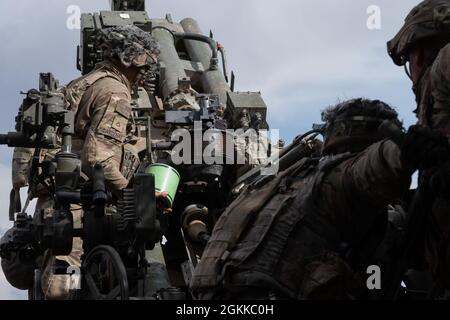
[191,139,412,299]
[416,43,450,137]
[11,61,140,198]
[64,61,135,193]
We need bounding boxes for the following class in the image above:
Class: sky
[0,0,420,299]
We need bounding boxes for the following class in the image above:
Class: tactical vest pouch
[226,192,298,264]
[299,252,357,299]
[11,147,34,189]
[121,143,141,181]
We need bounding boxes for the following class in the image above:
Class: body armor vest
[191,153,355,299]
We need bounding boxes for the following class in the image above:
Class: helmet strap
[404,63,413,81]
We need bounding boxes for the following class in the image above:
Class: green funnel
[146,163,180,208]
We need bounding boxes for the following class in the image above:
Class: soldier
[387,0,450,295]
[1,25,163,299]
[65,25,160,192]
[45,25,161,299]
[190,98,447,300]
[388,0,450,137]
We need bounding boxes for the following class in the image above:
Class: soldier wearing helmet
[191,98,446,300]
[64,25,160,192]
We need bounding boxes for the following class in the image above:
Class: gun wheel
[82,245,129,300]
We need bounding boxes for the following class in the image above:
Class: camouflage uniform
[191,99,413,299]
[65,60,135,192]
[65,24,160,193]
[417,44,450,137]
[388,0,450,292]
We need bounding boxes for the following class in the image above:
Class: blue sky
[0,0,420,299]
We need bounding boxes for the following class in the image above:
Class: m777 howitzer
[0,1,281,300]
[77,0,276,292]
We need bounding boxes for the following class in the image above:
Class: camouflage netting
[96,25,160,73]
[321,99,401,155]
[387,0,450,66]
[322,98,399,125]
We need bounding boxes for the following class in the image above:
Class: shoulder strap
[191,156,312,289]
[64,66,115,114]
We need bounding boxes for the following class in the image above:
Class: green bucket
[146,163,180,208]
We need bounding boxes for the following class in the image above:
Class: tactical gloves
[401,125,450,172]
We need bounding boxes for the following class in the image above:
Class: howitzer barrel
[152,25,200,110]
[152,26,188,99]
[0,132,33,148]
[180,18,231,108]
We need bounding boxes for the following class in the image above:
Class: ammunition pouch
[11,147,34,189]
[299,252,360,300]
[121,143,141,181]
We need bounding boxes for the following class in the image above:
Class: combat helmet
[321,98,401,155]
[387,0,450,66]
[96,25,160,72]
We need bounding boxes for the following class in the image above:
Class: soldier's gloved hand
[401,125,450,171]
[156,191,172,215]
